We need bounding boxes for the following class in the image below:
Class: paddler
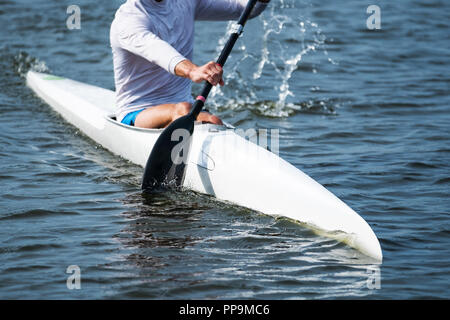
[110,0,270,128]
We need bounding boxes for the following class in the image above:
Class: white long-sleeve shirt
[110,0,267,122]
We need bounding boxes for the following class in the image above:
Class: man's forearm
[174,59,197,79]
[175,59,224,86]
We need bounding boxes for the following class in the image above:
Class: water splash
[13,51,50,78]
[207,0,337,118]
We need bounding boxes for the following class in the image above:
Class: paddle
[142,0,259,191]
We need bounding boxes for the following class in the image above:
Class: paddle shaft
[190,0,258,119]
[141,0,259,190]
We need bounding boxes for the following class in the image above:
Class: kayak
[26,70,382,261]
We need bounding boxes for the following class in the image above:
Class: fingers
[203,61,224,86]
[214,63,225,87]
[190,61,225,86]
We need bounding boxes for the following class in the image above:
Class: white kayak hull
[26,71,382,261]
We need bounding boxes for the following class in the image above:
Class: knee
[208,114,223,125]
[174,102,192,117]
[201,112,223,125]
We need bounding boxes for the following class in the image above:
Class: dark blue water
[0,0,449,299]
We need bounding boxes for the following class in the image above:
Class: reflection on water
[109,190,382,299]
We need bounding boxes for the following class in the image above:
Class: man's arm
[114,16,224,86]
[115,19,186,76]
[195,0,270,21]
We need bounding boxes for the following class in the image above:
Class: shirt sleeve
[115,17,186,75]
[195,0,267,21]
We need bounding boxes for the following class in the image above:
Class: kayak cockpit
[105,113,233,133]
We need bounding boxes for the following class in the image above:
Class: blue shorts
[121,109,145,126]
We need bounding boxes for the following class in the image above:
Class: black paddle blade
[141,113,195,191]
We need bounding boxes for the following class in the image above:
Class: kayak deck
[26,71,383,261]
